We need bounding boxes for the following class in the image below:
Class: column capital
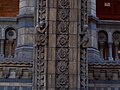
[114,42,119,46]
[99,42,105,46]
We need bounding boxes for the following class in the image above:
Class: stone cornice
[0,58,33,66]
[0,17,17,22]
[88,15,98,23]
[98,20,120,25]
[89,62,120,67]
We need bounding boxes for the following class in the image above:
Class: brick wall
[0,0,19,17]
[97,0,120,20]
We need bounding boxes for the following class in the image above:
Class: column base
[108,57,113,61]
[15,46,33,60]
[0,54,4,59]
[115,57,119,60]
[8,55,13,58]
[88,48,102,63]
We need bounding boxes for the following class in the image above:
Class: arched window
[98,31,108,60]
[113,31,120,60]
[4,27,16,58]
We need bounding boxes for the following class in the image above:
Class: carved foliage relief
[80,0,89,90]
[35,0,48,90]
[56,0,70,89]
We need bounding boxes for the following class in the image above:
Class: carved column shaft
[55,0,70,89]
[80,0,89,90]
[34,0,48,90]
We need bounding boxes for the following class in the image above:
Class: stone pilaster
[34,0,89,90]
[88,0,101,63]
[15,0,34,59]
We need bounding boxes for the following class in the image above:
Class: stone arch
[113,31,120,42]
[112,31,120,60]
[98,30,108,60]
[4,27,16,58]
[98,30,108,42]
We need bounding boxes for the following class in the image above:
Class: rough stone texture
[15,0,34,59]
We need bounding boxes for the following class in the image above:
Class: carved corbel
[28,69,32,79]
[2,68,10,78]
[93,70,100,80]
[106,70,113,80]
[16,68,23,79]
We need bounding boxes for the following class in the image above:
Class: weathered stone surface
[34,0,89,90]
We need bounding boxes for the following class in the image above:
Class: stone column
[0,40,4,58]
[15,0,34,60]
[114,42,119,60]
[100,42,104,59]
[0,27,5,58]
[108,42,113,61]
[108,32,113,61]
[8,41,13,58]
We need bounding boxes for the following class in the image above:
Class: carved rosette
[80,0,89,90]
[56,0,70,90]
[34,0,48,90]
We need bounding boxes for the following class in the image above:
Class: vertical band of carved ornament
[80,0,89,90]
[34,0,48,90]
[56,0,70,90]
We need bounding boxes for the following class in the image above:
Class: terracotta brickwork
[0,0,19,17]
[97,0,120,20]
